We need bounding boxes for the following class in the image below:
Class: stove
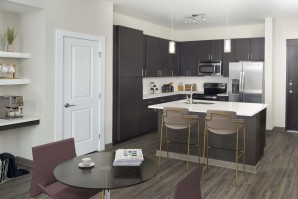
[192,83,227,101]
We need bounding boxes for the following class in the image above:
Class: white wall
[272,17,298,128]
[114,12,172,39]
[0,0,113,160]
[176,24,265,41]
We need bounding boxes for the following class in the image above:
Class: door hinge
[99,134,100,139]
[98,52,102,58]
[99,93,101,99]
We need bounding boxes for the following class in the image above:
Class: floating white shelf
[0,79,30,85]
[0,51,31,58]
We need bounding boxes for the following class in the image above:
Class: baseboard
[156,150,257,173]
[105,143,113,150]
[272,127,286,132]
[15,156,33,168]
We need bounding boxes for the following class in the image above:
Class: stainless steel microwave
[198,60,222,76]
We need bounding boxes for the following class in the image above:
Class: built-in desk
[149,100,268,173]
[0,116,40,131]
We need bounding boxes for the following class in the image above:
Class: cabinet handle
[187,70,188,76]
[248,54,250,60]
[145,69,147,76]
[172,70,173,76]
[251,53,253,60]
[210,54,213,60]
[142,69,144,77]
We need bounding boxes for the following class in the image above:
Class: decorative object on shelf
[224,8,231,53]
[169,0,176,54]
[184,14,206,24]
[150,82,158,94]
[4,26,17,52]
[0,63,16,79]
[185,83,197,91]
[178,82,184,91]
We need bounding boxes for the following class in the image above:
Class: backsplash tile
[143,76,228,94]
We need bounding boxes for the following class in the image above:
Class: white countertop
[143,91,204,99]
[0,115,40,126]
[148,100,268,117]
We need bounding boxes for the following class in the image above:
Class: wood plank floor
[0,130,298,199]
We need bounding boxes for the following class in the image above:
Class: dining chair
[202,110,246,186]
[173,166,202,199]
[30,138,103,199]
[159,107,200,172]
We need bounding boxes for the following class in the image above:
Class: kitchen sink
[184,101,214,105]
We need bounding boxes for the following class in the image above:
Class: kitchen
[1,0,298,198]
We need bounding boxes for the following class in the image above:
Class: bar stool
[158,107,200,172]
[202,110,246,186]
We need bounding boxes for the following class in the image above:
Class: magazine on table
[113,149,144,166]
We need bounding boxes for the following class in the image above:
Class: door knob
[289,90,294,94]
[64,103,76,108]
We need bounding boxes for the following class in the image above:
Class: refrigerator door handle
[239,72,243,101]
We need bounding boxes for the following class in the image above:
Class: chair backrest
[30,138,76,198]
[173,166,202,199]
[163,107,190,129]
[206,110,238,135]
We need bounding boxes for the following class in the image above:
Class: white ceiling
[106,0,298,29]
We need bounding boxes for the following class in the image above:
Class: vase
[7,44,14,52]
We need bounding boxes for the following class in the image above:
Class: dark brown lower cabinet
[113,78,143,143]
[143,99,158,133]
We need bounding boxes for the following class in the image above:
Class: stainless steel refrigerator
[228,61,264,103]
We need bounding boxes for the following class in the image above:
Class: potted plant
[5,26,17,52]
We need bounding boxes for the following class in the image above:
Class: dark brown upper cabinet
[235,38,264,61]
[179,41,198,76]
[144,36,174,77]
[198,40,223,61]
[114,25,143,78]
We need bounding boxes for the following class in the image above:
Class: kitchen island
[149,100,268,173]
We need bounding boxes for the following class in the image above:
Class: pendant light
[224,8,231,53]
[169,1,175,54]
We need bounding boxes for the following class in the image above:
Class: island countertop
[149,99,268,117]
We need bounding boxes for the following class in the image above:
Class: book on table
[113,149,144,166]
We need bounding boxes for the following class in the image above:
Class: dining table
[53,151,158,199]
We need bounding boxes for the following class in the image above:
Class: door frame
[55,30,106,150]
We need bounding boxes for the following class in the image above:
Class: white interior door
[63,36,100,155]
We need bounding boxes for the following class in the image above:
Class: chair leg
[166,126,169,162]
[206,128,209,170]
[187,124,191,173]
[158,120,164,170]
[100,191,104,199]
[197,122,200,164]
[235,126,239,186]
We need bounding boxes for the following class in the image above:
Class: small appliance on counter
[0,96,24,119]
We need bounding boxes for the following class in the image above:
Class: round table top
[53,151,157,190]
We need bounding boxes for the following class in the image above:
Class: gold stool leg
[243,124,246,176]
[166,126,169,162]
[202,121,207,180]
[187,124,191,173]
[206,127,209,170]
[235,125,239,186]
[197,122,200,164]
[158,119,164,170]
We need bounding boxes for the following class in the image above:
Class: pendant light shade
[169,0,175,54]
[224,39,231,53]
[224,8,231,53]
[169,40,176,54]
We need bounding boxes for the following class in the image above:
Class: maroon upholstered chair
[173,166,202,199]
[30,138,102,199]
